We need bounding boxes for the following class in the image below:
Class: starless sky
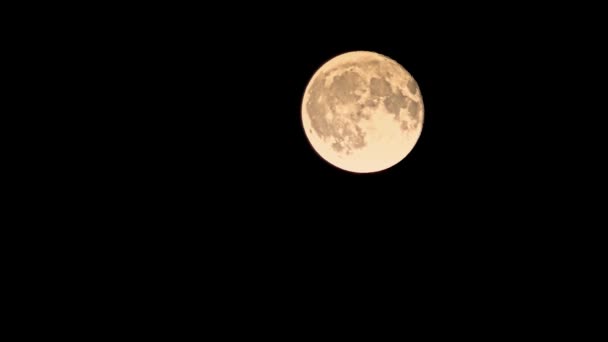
[92,6,598,277]
[124,9,587,226]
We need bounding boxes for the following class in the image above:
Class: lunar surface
[302,51,424,173]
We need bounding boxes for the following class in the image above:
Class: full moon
[302,51,424,173]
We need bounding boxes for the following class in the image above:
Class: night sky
[113,6,599,259]
[67,6,604,319]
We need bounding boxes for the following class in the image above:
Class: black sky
[51,6,606,314]
[104,5,604,257]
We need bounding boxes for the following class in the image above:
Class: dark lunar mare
[307,60,421,153]
[306,66,368,154]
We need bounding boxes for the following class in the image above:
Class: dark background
[15,4,604,327]
[91,7,602,234]
[117,13,589,217]
[87,7,602,321]
[36,4,597,268]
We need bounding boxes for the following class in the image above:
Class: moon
[302,51,424,173]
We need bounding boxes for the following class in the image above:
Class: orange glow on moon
[302,51,424,173]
